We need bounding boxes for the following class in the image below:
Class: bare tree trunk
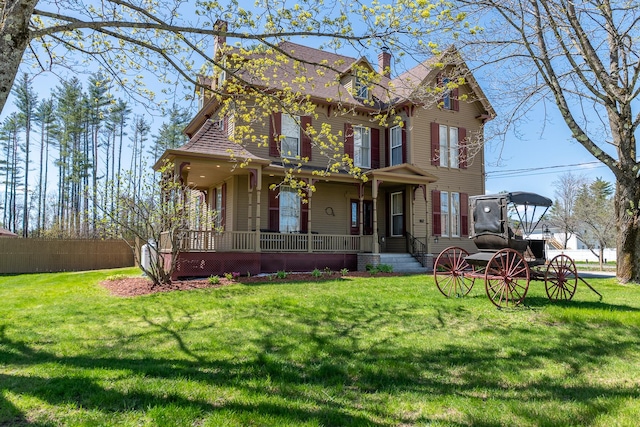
[0,0,38,114]
[615,179,640,282]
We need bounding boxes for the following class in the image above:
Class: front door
[350,199,374,235]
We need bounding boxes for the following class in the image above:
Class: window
[439,124,459,168]
[439,191,461,237]
[354,126,371,168]
[279,186,300,233]
[442,77,451,110]
[355,77,369,99]
[391,192,404,237]
[451,192,460,237]
[281,114,300,158]
[441,191,449,237]
[390,126,402,166]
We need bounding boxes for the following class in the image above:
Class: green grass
[1,268,639,426]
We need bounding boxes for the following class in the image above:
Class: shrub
[276,270,288,279]
[208,275,220,285]
[340,268,349,276]
[224,272,233,281]
[378,264,394,273]
[312,268,323,278]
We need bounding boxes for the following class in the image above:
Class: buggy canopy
[471,192,552,207]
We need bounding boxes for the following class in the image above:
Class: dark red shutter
[430,122,439,166]
[452,87,459,111]
[301,116,312,160]
[384,127,390,167]
[432,190,441,236]
[300,197,309,233]
[371,128,380,169]
[344,123,354,158]
[460,192,469,237]
[401,121,407,164]
[268,187,279,231]
[269,112,282,157]
[220,183,227,229]
[459,127,467,169]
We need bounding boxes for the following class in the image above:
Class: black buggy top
[469,192,553,262]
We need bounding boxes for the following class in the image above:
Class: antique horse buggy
[433,192,601,308]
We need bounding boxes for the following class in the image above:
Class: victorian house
[155,28,495,277]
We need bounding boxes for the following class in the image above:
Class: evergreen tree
[34,98,56,235]
[13,73,37,236]
[150,104,190,160]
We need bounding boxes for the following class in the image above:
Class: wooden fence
[0,239,135,274]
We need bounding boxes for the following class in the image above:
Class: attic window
[355,77,369,99]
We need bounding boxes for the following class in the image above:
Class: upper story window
[439,124,459,168]
[442,77,452,110]
[355,77,369,99]
[390,125,403,166]
[281,114,300,158]
[354,126,371,168]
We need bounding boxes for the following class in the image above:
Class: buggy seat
[470,195,528,252]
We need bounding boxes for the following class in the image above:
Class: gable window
[391,192,404,236]
[390,126,403,166]
[438,124,459,168]
[281,114,300,158]
[354,126,371,168]
[279,186,300,233]
[442,77,451,110]
[355,77,369,99]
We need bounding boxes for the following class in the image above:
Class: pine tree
[34,98,56,235]
[13,73,38,236]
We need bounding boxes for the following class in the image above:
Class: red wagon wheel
[485,249,530,308]
[545,254,578,301]
[433,246,476,298]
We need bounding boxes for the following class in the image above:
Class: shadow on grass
[1,294,639,426]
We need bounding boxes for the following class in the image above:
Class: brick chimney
[213,19,227,59]
[378,48,391,77]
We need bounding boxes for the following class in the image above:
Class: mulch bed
[101,271,404,297]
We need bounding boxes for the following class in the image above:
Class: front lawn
[1,268,638,426]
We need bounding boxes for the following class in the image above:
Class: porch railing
[160,230,373,253]
[406,231,429,267]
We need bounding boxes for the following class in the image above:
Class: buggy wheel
[433,246,475,297]
[545,254,578,301]
[485,249,530,308]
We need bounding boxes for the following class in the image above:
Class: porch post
[307,185,312,253]
[247,181,253,232]
[372,178,379,254]
[358,183,364,236]
[254,169,262,253]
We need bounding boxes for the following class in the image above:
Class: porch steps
[378,253,428,274]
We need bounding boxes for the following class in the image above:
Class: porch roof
[365,163,438,185]
[154,120,271,189]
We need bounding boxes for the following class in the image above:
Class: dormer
[340,58,377,102]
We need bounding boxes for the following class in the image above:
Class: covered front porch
[158,147,438,277]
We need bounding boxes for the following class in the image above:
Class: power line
[486,161,605,178]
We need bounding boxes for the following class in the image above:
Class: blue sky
[1,2,619,203]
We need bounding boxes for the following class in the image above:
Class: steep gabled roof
[391,46,495,118]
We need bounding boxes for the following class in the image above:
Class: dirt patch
[101,271,404,297]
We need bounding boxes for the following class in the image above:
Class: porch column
[307,186,312,253]
[253,169,263,253]
[372,178,379,254]
[358,183,364,236]
[247,180,253,232]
